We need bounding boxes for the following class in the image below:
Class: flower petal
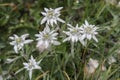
[57,18,65,23]
[41,17,47,25]
[29,70,32,80]
[14,46,18,53]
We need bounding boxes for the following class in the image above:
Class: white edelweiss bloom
[41,7,65,26]
[23,56,42,80]
[80,20,98,42]
[35,26,60,52]
[108,56,116,64]
[63,24,85,45]
[9,34,33,53]
[85,58,99,74]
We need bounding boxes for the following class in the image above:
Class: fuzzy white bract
[63,24,85,45]
[80,20,98,42]
[9,34,33,53]
[23,56,42,80]
[41,7,65,26]
[85,58,99,74]
[35,26,60,52]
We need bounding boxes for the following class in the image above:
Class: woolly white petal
[9,36,14,40]
[23,63,28,67]
[52,33,58,37]
[36,41,44,47]
[44,8,49,12]
[87,34,92,40]
[14,46,18,53]
[41,12,47,16]
[93,36,98,42]
[37,59,42,64]
[55,7,63,11]
[29,70,32,80]
[67,24,73,28]
[57,18,65,23]
[63,31,70,36]
[44,25,50,33]
[41,17,47,25]
[45,41,49,48]
[85,20,89,26]
[21,34,29,39]
[63,37,70,42]
[14,34,18,37]
[79,39,86,46]
[81,34,86,40]
[24,40,33,44]
[30,56,34,61]
[50,19,54,26]
[10,41,16,45]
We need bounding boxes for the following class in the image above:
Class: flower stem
[21,48,28,61]
[71,41,74,58]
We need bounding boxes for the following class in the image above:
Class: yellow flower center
[72,29,78,35]
[29,62,34,68]
[16,38,22,43]
[47,10,54,18]
[73,29,77,33]
[44,34,49,39]
[85,27,92,34]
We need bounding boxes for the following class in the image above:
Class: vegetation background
[0,0,120,80]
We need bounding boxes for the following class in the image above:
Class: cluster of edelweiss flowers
[9,7,113,80]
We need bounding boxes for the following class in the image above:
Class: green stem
[21,48,28,61]
[55,52,64,80]
[71,42,74,58]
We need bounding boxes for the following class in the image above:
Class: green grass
[0,0,120,80]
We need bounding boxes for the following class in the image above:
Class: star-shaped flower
[23,56,42,80]
[80,20,98,42]
[63,24,85,45]
[9,34,33,53]
[41,7,65,26]
[35,25,60,52]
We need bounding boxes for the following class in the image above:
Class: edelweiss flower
[80,20,98,42]
[23,56,42,80]
[85,58,99,74]
[35,26,60,52]
[9,34,33,53]
[41,7,65,26]
[63,24,85,45]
